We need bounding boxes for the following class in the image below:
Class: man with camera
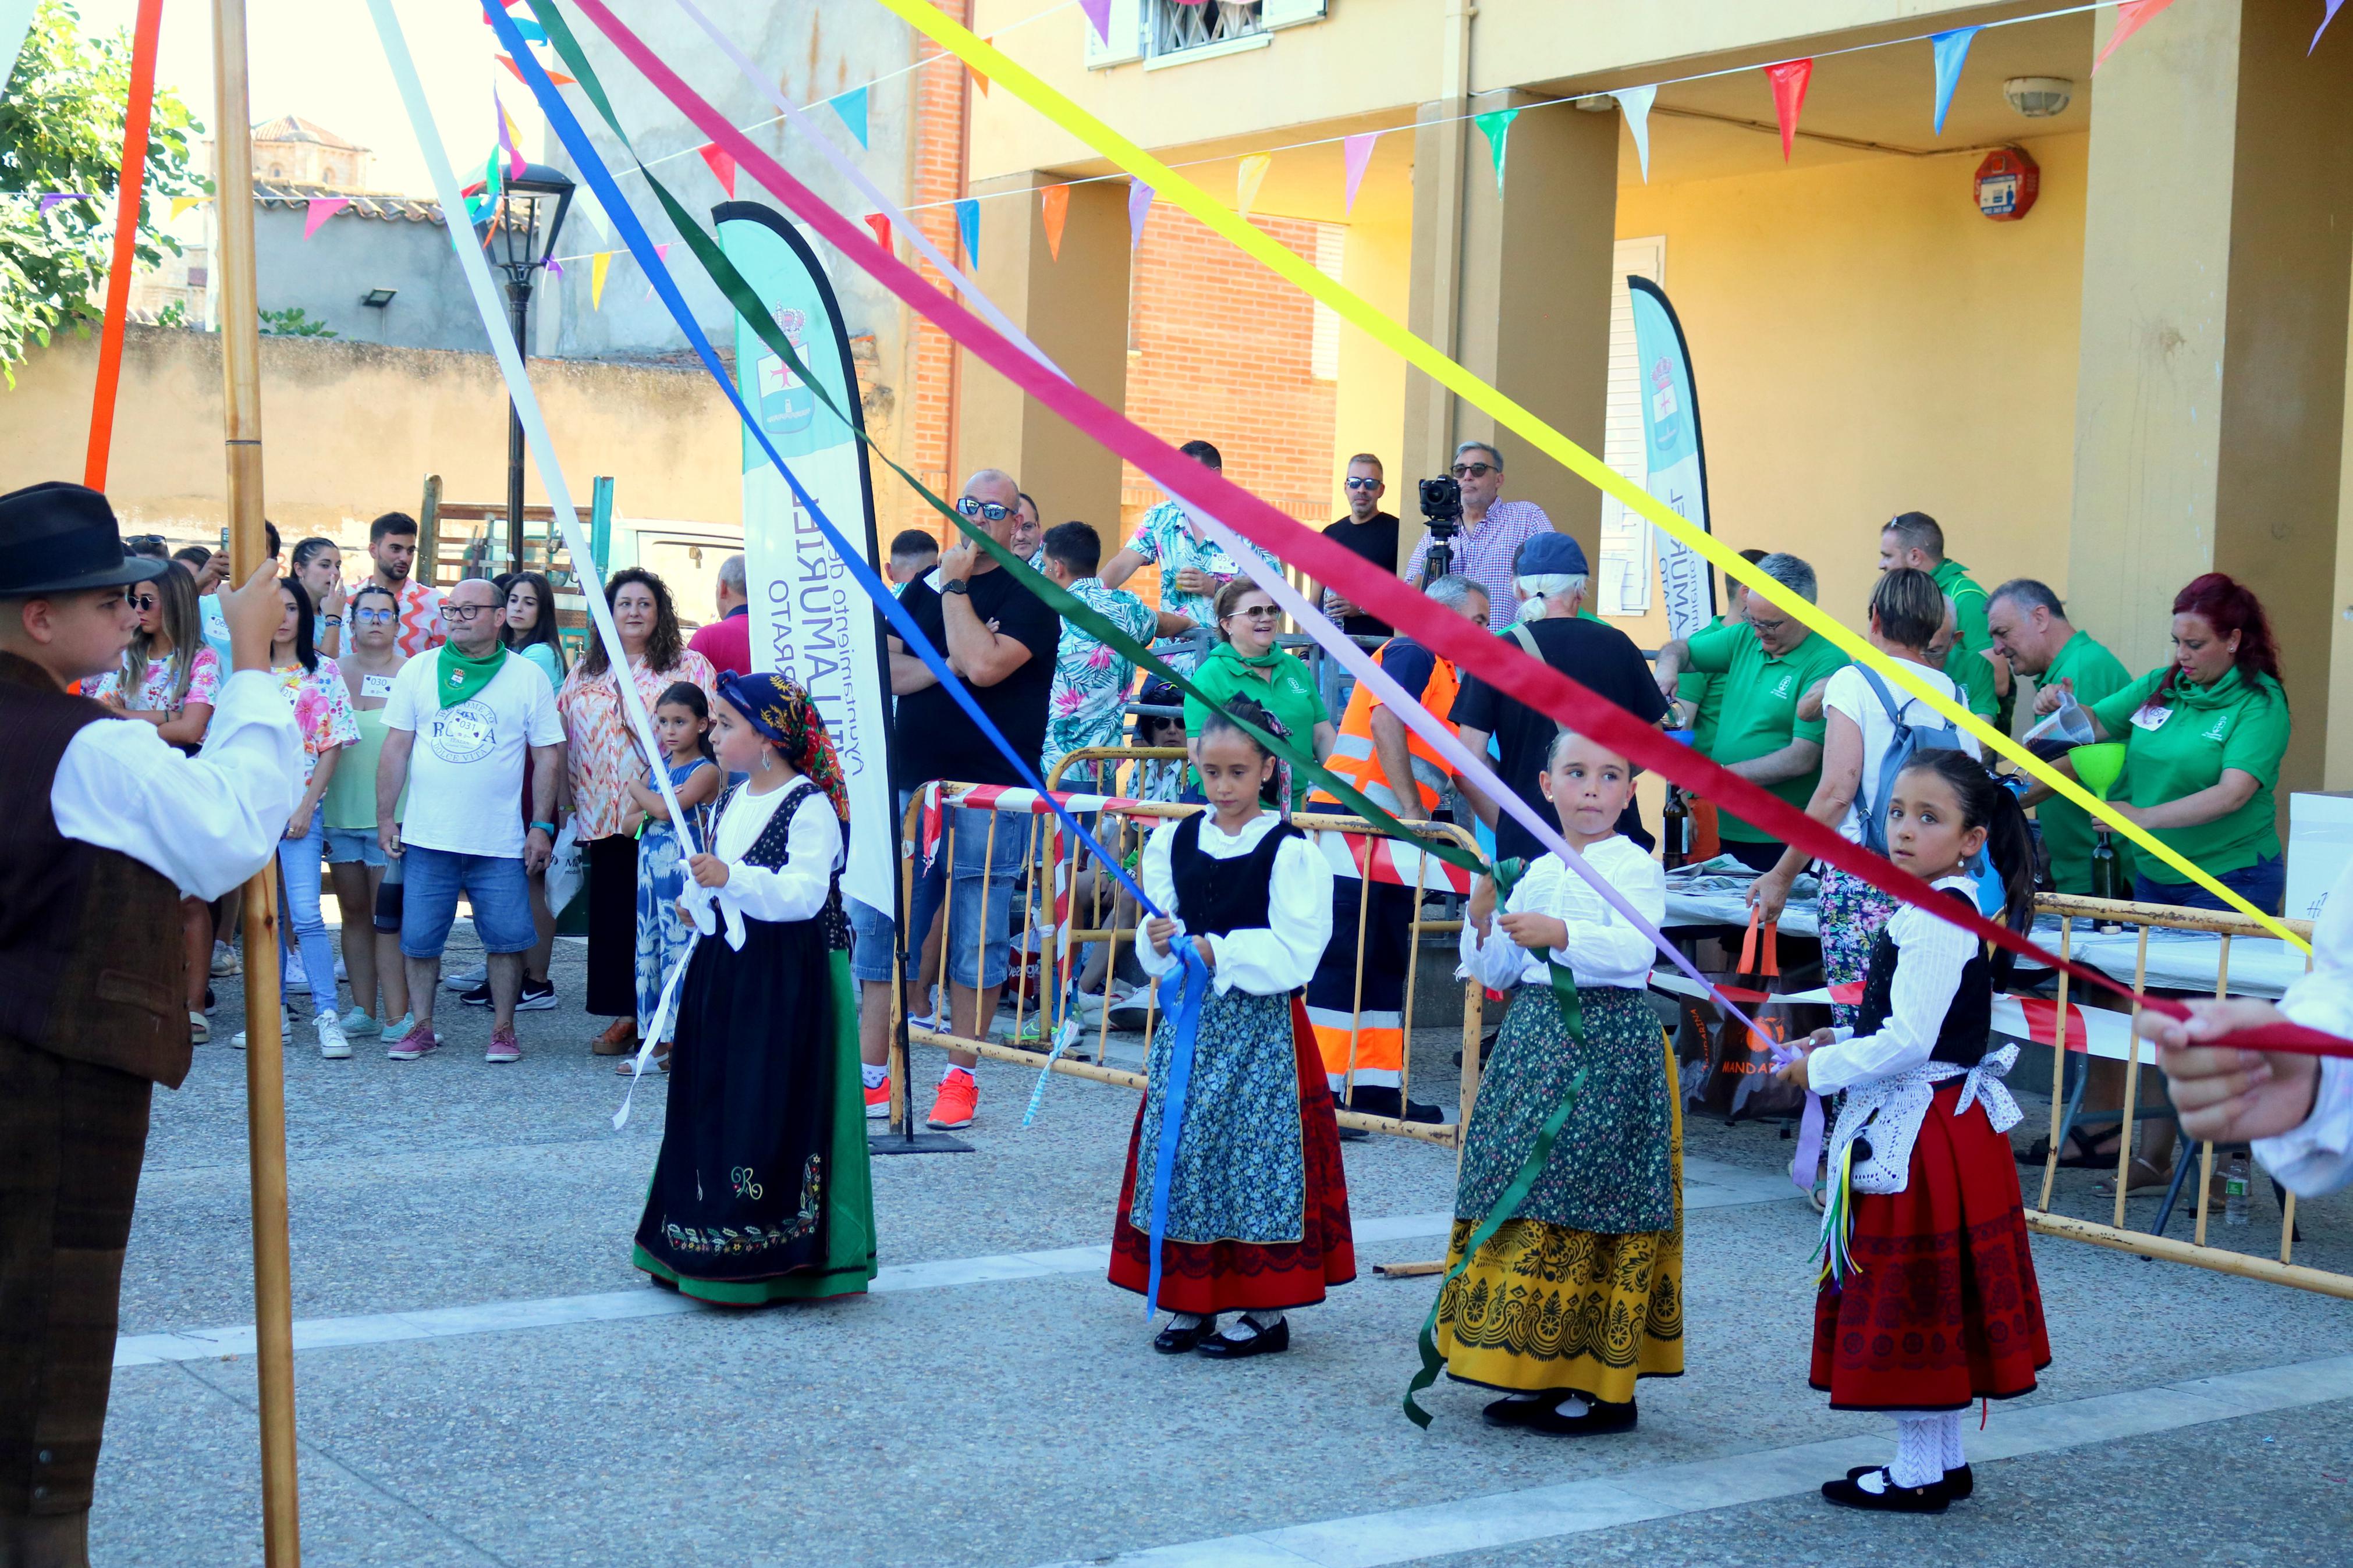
[1399,442,1553,632]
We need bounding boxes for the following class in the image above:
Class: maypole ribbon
[82,0,164,489]
[556,0,2347,1061]
[858,0,2295,946]
[1142,935,1212,1320]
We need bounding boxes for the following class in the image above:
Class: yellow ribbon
[863,0,2304,951]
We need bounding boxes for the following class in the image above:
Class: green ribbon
[435,640,507,709]
[1402,855,1586,1430]
[526,0,1484,883]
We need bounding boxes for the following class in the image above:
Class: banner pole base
[868,1130,975,1155]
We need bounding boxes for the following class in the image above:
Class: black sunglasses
[957,497,1013,522]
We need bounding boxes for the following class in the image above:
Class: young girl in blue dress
[622,681,721,1073]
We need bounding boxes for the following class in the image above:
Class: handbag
[545,820,588,934]
[1695,909,1826,1122]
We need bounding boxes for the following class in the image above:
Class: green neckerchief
[436,641,507,709]
[1218,642,1283,673]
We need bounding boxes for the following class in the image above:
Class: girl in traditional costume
[631,673,877,1304]
[1110,700,1354,1357]
[1780,748,2049,1512]
[1435,730,1680,1436]
[619,681,721,1075]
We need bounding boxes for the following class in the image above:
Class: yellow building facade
[956,0,2353,796]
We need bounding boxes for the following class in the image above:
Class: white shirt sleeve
[51,668,303,900]
[2251,860,2353,1195]
[523,661,565,747]
[723,793,843,925]
[1803,889,1977,1096]
[1547,842,1664,983]
[382,659,423,733]
[1206,833,1335,996]
[1135,819,1183,979]
[1459,856,1553,991]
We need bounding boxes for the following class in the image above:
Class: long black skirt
[631,913,876,1303]
[584,833,638,1017]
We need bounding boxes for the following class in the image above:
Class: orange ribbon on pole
[84,0,166,490]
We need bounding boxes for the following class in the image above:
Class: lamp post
[481,162,573,572]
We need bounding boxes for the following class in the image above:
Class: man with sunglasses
[1400,442,1555,632]
[1315,453,1398,639]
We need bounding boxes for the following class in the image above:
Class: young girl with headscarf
[630,672,877,1304]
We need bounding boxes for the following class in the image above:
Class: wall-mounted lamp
[360,287,398,308]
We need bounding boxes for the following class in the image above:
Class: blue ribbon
[1142,934,1212,1319]
[485,1,1160,922]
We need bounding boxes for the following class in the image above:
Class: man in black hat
[0,482,296,1567]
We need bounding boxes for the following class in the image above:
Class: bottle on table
[2223,1150,2251,1227]
[2089,826,2125,933]
[1662,787,1691,872]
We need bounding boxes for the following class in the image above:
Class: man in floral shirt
[1040,522,1192,787]
[1099,439,1279,642]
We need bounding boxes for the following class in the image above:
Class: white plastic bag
[544,820,585,917]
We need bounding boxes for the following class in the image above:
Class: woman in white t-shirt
[1748,568,1978,1024]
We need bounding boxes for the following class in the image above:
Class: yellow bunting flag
[590,250,613,308]
[168,194,211,221]
[1236,152,1271,219]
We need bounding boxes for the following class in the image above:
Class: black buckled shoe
[1848,1462,1971,1500]
[1152,1316,1219,1355]
[1525,1394,1637,1436]
[1197,1315,1289,1359]
[1481,1395,1551,1429]
[1822,1469,1950,1513]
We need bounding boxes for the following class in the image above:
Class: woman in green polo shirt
[1182,579,1333,809]
[2081,573,2290,916]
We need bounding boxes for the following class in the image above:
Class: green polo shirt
[1182,640,1330,809]
[2032,630,2136,895]
[2088,664,2291,883]
[1930,557,1999,722]
[1674,614,1730,752]
[1682,620,1848,842]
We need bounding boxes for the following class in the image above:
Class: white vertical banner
[1627,276,1716,639]
[718,202,893,915]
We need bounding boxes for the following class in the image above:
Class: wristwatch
[941,579,970,596]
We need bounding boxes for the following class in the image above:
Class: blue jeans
[399,845,537,958]
[277,815,339,1019]
[908,800,1027,991]
[847,896,896,985]
[2133,854,2285,918]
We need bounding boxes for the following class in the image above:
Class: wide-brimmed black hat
[0,481,169,597]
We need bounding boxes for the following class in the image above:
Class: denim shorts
[847,895,895,985]
[399,844,535,957]
[324,827,384,867]
[907,801,1027,991]
[2134,854,2285,918]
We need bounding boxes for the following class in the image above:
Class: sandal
[2019,1132,2115,1169]
[615,1046,672,1077]
[2093,1156,2173,1197]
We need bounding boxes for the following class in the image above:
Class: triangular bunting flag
[832,85,869,148]
[2095,0,2175,72]
[698,142,737,196]
[642,243,673,302]
[482,11,548,42]
[971,39,993,95]
[38,193,93,214]
[591,250,612,309]
[1765,58,1812,160]
[1929,27,1978,135]
[1080,0,1112,45]
[1040,184,1070,261]
[495,91,526,177]
[169,194,210,221]
[1127,177,1154,248]
[2316,0,2345,54]
[1472,108,1518,196]
[955,197,981,265]
[864,212,893,254]
[1616,86,1656,182]
[304,197,350,239]
[1236,152,1272,219]
[1341,131,1378,215]
[544,255,562,277]
[497,53,574,87]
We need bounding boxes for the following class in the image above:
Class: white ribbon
[613,931,698,1129]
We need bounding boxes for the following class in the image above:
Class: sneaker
[908,986,943,1033]
[385,1023,442,1061]
[1073,984,1137,1021]
[210,940,241,977]
[230,1008,292,1050]
[925,1070,978,1130]
[515,977,558,1011]
[189,1010,210,1045]
[315,1012,351,1060]
[485,1025,521,1064]
[445,963,488,991]
[383,1011,416,1041]
[1003,1014,1049,1051]
[339,1007,382,1039]
[864,1079,892,1120]
[459,980,493,1008]
[283,963,310,995]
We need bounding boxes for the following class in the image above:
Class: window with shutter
[1259,0,1327,27]
[1084,0,1143,68]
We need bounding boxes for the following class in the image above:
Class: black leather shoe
[1847,1462,1971,1500]
[1525,1395,1637,1436]
[1481,1395,1552,1429]
[1197,1316,1290,1359]
[1822,1470,1949,1513]
[1152,1316,1218,1355]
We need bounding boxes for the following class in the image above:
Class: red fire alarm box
[1974,146,2040,221]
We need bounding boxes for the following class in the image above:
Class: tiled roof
[252,179,441,224]
[250,115,364,151]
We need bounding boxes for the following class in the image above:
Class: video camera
[1417,474,1463,582]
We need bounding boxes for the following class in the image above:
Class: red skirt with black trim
[1108,997,1357,1314]
[1811,1079,2051,1411]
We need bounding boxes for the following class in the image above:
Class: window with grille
[1145,0,1261,59]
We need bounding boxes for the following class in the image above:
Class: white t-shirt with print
[382,653,563,858]
[1820,662,1982,844]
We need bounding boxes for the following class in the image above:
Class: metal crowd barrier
[892,757,1489,1147]
[2020,894,2347,1299]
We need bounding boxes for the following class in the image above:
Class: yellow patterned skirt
[1431,1069,1684,1403]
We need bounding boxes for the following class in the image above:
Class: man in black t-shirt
[886,467,1062,1131]
[1315,452,1399,639]
[1449,532,1669,859]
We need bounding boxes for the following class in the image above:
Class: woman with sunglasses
[1180,579,1333,810]
[320,584,413,1043]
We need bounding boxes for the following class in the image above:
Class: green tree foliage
[1,0,207,384]
[258,305,333,338]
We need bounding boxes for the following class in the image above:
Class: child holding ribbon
[1429,730,1679,1437]
[1109,699,1354,1357]
[1777,748,2050,1513]
[630,673,876,1304]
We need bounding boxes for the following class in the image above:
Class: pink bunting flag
[1080,0,1112,45]
[1341,131,1378,215]
[1127,177,1154,248]
[698,142,737,196]
[2317,0,2347,53]
[2095,0,2175,72]
[641,243,673,301]
[1765,58,1812,161]
[494,91,526,178]
[1040,183,1070,261]
[304,197,350,239]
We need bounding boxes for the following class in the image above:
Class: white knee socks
[1884,1412,1961,1488]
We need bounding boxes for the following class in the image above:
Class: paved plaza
[96,922,2353,1566]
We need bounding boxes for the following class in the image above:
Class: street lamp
[480,162,573,572]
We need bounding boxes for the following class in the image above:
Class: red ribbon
[84,0,166,489]
[569,0,2348,1063]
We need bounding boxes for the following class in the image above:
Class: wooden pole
[2038,916,2071,1214]
[2110,926,2150,1229]
[2024,1210,2353,1301]
[212,0,302,1559]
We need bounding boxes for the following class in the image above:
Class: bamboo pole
[1399,842,1428,1116]
[212,0,301,1558]
[2032,893,2313,943]
[2038,916,2071,1214]
[1342,832,1374,1103]
[2110,925,2150,1229]
[2024,1211,2353,1302]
